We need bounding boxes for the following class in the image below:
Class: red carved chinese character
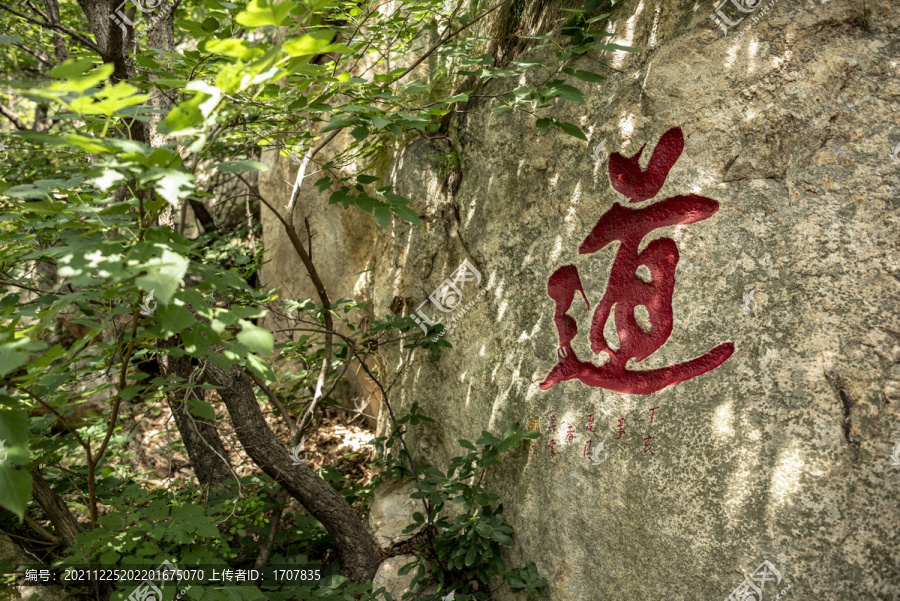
[564,425,574,445]
[549,439,557,459]
[649,406,659,424]
[548,414,556,433]
[583,439,592,458]
[615,418,626,439]
[642,434,654,455]
[539,127,734,395]
[586,413,596,433]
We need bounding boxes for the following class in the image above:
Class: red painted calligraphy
[540,127,734,395]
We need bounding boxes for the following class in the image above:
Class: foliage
[370,412,543,600]
[0,0,635,598]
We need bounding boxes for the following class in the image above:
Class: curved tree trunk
[203,363,382,583]
[157,343,233,490]
[30,468,82,551]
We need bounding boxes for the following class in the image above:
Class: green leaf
[237,320,274,355]
[156,302,196,335]
[350,125,369,143]
[201,16,220,32]
[553,84,585,104]
[397,561,417,576]
[356,174,380,184]
[135,249,189,305]
[594,42,640,52]
[390,204,420,226]
[217,160,269,173]
[154,170,194,207]
[464,546,477,567]
[491,530,513,546]
[202,38,253,58]
[0,340,29,378]
[570,69,606,83]
[558,121,587,141]
[169,504,220,541]
[458,439,477,451]
[0,469,32,520]
[145,499,170,521]
[187,398,217,421]
[283,31,333,57]
[371,116,390,130]
[373,205,392,228]
[235,0,295,27]
[0,410,31,518]
[535,117,553,133]
[48,57,95,80]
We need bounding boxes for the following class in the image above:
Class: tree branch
[0,1,101,54]
[386,0,516,86]
[0,104,26,130]
[203,363,382,582]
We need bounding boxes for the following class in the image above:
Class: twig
[386,0,517,86]
[0,1,101,53]
[0,103,27,129]
[247,369,295,433]
[24,515,60,544]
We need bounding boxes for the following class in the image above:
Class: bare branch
[247,369,295,434]
[0,104,27,130]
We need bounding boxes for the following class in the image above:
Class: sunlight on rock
[497,298,508,322]
[549,234,564,262]
[770,448,803,507]
[611,0,643,69]
[713,401,735,439]
[725,41,740,70]
[353,269,370,297]
[648,5,661,48]
[747,39,759,74]
[619,113,635,142]
[548,172,560,190]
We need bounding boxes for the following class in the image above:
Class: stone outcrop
[261,0,899,598]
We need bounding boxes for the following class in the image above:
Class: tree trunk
[30,469,82,551]
[157,340,233,489]
[203,363,382,583]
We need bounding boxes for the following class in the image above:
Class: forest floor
[125,395,377,494]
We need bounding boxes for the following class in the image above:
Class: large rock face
[262,0,899,599]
